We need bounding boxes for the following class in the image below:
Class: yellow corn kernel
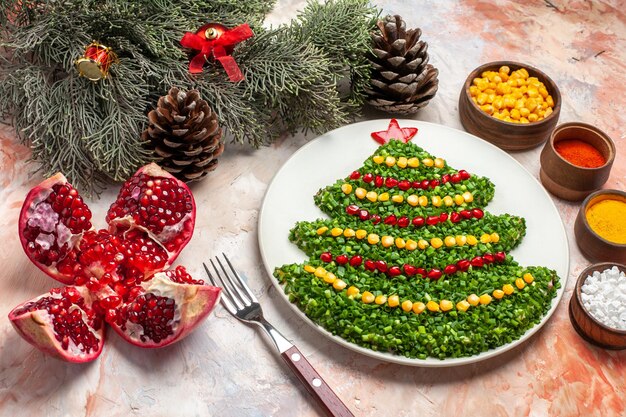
[391,194,404,203]
[456,300,470,312]
[397,156,408,168]
[440,299,453,312]
[515,278,526,290]
[343,228,355,238]
[418,195,429,207]
[503,283,515,295]
[512,89,523,99]
[405,239,418,251]
[510,108,521,120]
[316,226,328,235]
[499,65,510,75]
[324,272,337,284]
[544,107,553,118]
[492,96,504,110]
[455,235,467,246]
[538,86,549,98]
[526,98,538,112]
[347,286,360,297]
[381,235,394,248]
[520,117,529,124]
[385,156,396,167]
[443,195,454,206]
[355,187,366,199]
[514,98,525,109]
[366,191,378,202]
[331,227,343,237]
[528,113,538,122]
[422,158,434,167]
[304,265,316,273]
[462,191,474,203]
[395,237,406,249]
[467,294,480,306]
[469,85,479,96]
[493,289,505,299]
[480,104,494,115]
[475,79,489,91]
[355,229,367,239]
[500,108,510,117]
[444,236,456,247]
[466,235,478,245]
[372,155,384,164]
[432,196,442,207]
[480,233,491,243]
[492,112,504,120]
[490,232,500,243]
[362,291,375,304]
[388,295,400,308]
[417,239,429,250]
[367,233,380,245]
[430,237,443,249]
[523,272,534,284]
[479,294,492,305]
[341,183,352,194]
[407,194,419,206]
[426,300,440,312]
[401,300,413,312]
[378,192,390,202]
[375,294,387,305]
[314,267,326,278]
[407,157,420,168]
[520,107,530,118]
[412,302,426,314]
[333,279,346,290]
[434,158,445,168]
[476,93,488,105]
[503,95,516,108]
[496,83,511,95]
[454,194,465,205]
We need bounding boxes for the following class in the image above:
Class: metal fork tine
[203,263,238,315]
[210,258,248,308]
[215,256,251,306]
[222,253,259,303]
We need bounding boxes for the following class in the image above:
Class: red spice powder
[554,139,606,168]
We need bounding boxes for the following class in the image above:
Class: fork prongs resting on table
[204,254,354,417]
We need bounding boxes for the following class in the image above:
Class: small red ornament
[370,119,418,145]
[75,42,118,81]
[180,23,253,82]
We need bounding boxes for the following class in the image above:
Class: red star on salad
[371,119,418,145]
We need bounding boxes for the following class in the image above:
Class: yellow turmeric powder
[585,198,626,244]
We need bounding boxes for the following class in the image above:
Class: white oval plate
[258,120,569,367]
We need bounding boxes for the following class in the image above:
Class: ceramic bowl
[459,61,561,151]
[539,122,616,201]
[569,262,626,349]
[574,189,626,264]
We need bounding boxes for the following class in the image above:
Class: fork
[204,254,354,417]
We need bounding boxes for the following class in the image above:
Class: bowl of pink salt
[539,122,615,201]
[574,189,626,264]
[569,263,626,349]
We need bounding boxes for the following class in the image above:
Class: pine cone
[143,87,224,182]
[365,15,439,115]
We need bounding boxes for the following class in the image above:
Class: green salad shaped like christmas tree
[274,119,559,360]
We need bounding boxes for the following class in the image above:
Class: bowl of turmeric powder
[459,61,561,151]
[574,189,626,264]
[539,122,615,201]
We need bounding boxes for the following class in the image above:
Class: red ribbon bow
[180,23,253,82]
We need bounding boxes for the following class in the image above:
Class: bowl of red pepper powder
[539,122,616,201]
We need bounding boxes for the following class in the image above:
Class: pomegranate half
[10,163,220,362]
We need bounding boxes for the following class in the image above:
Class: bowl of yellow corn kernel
[459,61,561,151]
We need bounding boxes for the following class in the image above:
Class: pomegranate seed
[412,181,421,189]
[459,170,471,180]
[439,213,449,222]
[335,255,348,265]
[416,267,427,276]
[384,215,397,225]
[358,210,370,221]
[450,212,461,223]
[426,216,439,226]
[441,174,450,183]
[362,173,373,183]
[429,179,439,189]
[320,252,333,263]
[403,264,417,276]
[374,176,383,187]
[397,216,410,228]
[494,251,506,262]
[388,266,402,277]
[460,210,472,219]
[398,180,411,191]
[345,205,359,216]
[427,269,442,280]
[412,217,425,227]
[371,214,382,225]
[385,177,398,188]
[444,265,458,275]
[470,256,484,267]
[375,260,387,273]
[450,173,462,183]
[364,260,376,271]
[457,259,470,271]
[420,180,430,189]
[349,171,361,180]
[483,254,495,264]
[472,208,484,219]
[349,255,362,267]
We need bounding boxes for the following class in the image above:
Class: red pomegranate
[10,163,220,362]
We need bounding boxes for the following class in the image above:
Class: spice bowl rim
[548,122,616,171]
[463,60,561,128]
[578,189,626,249]
[573,262,626,336]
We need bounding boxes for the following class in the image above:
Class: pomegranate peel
[11,163,219,363]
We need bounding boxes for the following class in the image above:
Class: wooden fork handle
[281,346,355,417]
